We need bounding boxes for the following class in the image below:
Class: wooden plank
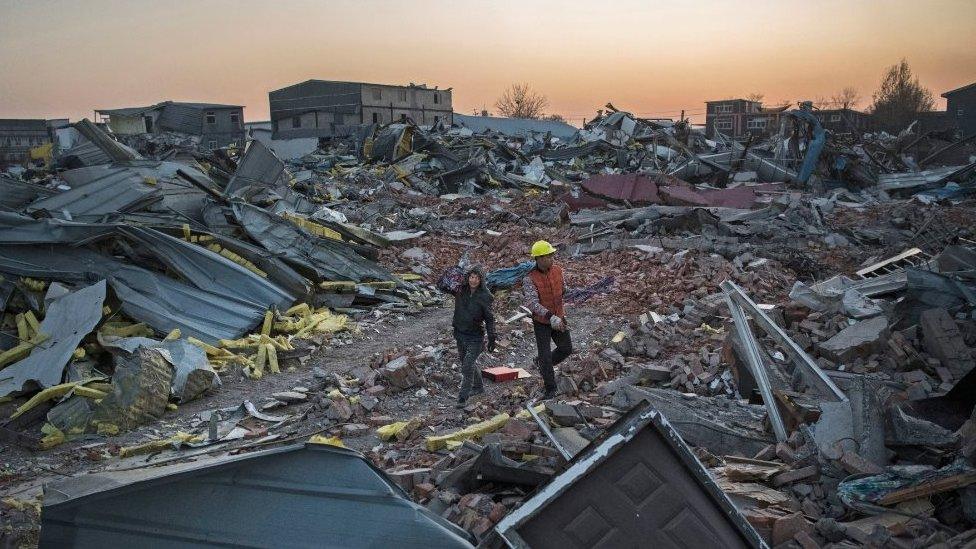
[877,472,976,505]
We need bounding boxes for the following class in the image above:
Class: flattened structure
[40,443,475,548]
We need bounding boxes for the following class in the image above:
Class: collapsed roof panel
[29,166,160,220]
[0,213,294,311]
[39,443,475,548]
[0,281,106,397]
[581,173,661,204]
[0,176,56,211]
[232,201,397,283]
[495,401,766,548]
[118,226,295,310]
[224,139,286,196]
[0,245,265,343]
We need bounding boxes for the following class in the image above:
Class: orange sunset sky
[2,0,975,126]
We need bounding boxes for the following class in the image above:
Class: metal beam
[526,403,573,461]
[721,280,848,402]
[722,293,788,442]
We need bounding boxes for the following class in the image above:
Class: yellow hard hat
[531,240,557,257]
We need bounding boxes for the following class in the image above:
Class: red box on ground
[482,367,519,382]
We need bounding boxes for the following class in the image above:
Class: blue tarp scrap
[486,261,535,290]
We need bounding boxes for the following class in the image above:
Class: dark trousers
[533,321,573,391]
[455,330,484,400]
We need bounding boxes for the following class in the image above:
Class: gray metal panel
[877,165,968,191]
[497,401,766,549]
[232,201,396,283]
[0,176,56,210]
[40,443,475,549]
[0,245,265,343]
[29,166,159,220]
[59,140,113,167]
[0,281,106,397]
[118,226,295,310]
[224,139,285,196]
[157,103,204,135]
[453,113,578,140]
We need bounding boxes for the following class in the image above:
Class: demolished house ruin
[2,100,976,548]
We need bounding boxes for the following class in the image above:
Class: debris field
[2,104,976,548]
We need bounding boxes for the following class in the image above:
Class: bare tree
[745,92,764,103]
[870,59,934,131]
[813,96,831,109]
[832,86,861,110]
[495,83,549,119]
[543,113,566,123]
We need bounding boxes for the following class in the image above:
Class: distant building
[814,108,873,134]
[704,99,786,139]
[0,119,64,166]
[915,110,955,135]
[942,81,976,138]
[269,80,453,139]
[95,101,245,150]
[452,113,577,140]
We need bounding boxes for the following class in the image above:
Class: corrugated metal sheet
[118,226,294,310]
[59,140,114,167]
[581,174,661,204]
[454,113,578,140]
[224,140,286,196]
[0,281,106,397]
[0,245,265,343]
[0,176,56,211]
[40,443,475,548]
[28,166,160,220]
[157,103,204,135]
[233,202,397,283]
[496,401,767,548]
[877,165,968,192]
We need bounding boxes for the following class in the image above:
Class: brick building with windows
[95,101,245,151]
[269,80,453,139]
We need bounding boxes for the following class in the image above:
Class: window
[372,112,380,124]
[830,114,842,122]
[372,88,382,100]
[746,118,767,130]
[208,140,217,150]
[433,115,439,124]
[292,116,301,128]
[715,104,733,113]
[434,93,440,104]
[205,111,216,124]
[144,115,154,133]
[398,89,407,102]
[715,119,733,130]
[230,113,240,127]
[400,113,407,123]
[959,107,965,116]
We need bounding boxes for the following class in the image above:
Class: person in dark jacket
[451,265,496,407]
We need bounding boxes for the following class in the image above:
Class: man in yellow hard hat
[523,240,572,399]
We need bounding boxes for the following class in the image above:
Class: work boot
[542,387,557,400]
[456,398,467,409]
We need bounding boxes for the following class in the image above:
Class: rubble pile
[1,104,976,548]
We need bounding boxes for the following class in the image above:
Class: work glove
[487,335,496,353]
[550,316,565,331]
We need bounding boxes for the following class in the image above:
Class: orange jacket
[524,265,565,324]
